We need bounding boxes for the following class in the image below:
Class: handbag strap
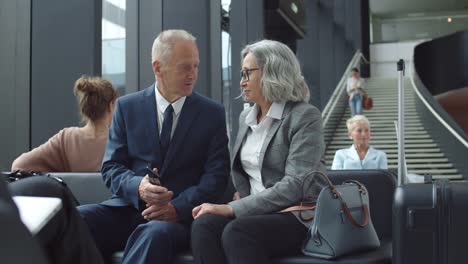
[294,171,334,222]
[281,203,316,221]
[341,203,369,228]
[313,171,370,228]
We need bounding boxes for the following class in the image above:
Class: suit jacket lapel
[160,94,200,176]
[257,102,292,168]
[142,85,163,169]
[231,110,250,164]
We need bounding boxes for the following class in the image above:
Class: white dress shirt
[240,102,285,195]
[155,84,186,138]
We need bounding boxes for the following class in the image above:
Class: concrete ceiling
[370,0,468,16]
[370,0,468,42]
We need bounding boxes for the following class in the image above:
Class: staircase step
[325,148,441,154]
[329,134,431,140]
[387,158,449,163]
[404,163,454,169]
[328,130,425,135]
[328,139,433,145]
[431,175,464,180]
[325,152,445,159]
[407,168,460,174]
[328,127,425,133]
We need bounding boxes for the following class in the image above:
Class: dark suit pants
[78,204,190,264]
[7,176,104,264]
[191,212,307,264]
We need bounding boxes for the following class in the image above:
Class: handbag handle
[312,171,370,228]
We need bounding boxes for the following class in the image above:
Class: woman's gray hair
[151,29,196,65]
[240,39,310,103]
[346,115,370,132]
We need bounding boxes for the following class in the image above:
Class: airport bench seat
[52,169,396,264]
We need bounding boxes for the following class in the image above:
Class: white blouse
[240,102,285,195]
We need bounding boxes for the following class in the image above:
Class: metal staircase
[324,77,462,180]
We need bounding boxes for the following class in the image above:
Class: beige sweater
[11,127,108,172]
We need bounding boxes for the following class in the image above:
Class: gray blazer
[228,101,327,227]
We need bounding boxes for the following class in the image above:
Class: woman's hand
[233,192,240,201]
[192,203,234,219]
[142,203,178,222]
[357,87,366,95]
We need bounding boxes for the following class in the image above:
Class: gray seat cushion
[49,173,111,205]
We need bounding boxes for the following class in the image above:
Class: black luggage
[392,60,468,264]
[393,179,468,264]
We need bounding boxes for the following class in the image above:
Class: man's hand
[142,203,178,222]
[138,176,173,206]
[192,203,234,219]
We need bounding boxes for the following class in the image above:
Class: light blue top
[331,144,388,170]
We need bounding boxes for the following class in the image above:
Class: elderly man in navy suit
[78,29,230,264]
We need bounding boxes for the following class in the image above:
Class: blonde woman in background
[12,76,118,172]
[332,115,387,170]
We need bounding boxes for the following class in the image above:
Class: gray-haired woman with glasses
[191,39,327,264]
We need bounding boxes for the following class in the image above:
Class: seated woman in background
[332,115,388,170]
[12,76,118,172]
[191,40,327,264]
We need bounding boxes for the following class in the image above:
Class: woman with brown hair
[12,76,118,172]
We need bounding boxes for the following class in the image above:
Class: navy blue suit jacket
[101,85,230,223]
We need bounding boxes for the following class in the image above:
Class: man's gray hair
[346,115,370,132]
[240,40,310,103]
[151,29,196,65]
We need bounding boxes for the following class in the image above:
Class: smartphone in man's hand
[145,166,162,186]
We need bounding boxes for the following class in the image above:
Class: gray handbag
[302,171,380,259]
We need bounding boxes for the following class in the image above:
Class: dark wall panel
[344,0,356,60]
[0,0,31,170]
[134,0,163,91]
[318,0,335,110]
[31,0,101,147]
[164,0,210,97]
[360,0,370,77]
[296,0,368,110]
[130,0,221,100]
[230,0,369,139]
[333,0,346,93]
[297,0,320,108]
[230,0,264,141]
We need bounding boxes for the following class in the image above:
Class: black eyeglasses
[240,68,260,82]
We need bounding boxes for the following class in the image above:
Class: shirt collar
[154,82,186,116]
[349,144,374,160]
[245,102,286,126]
[268,102,286,119]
